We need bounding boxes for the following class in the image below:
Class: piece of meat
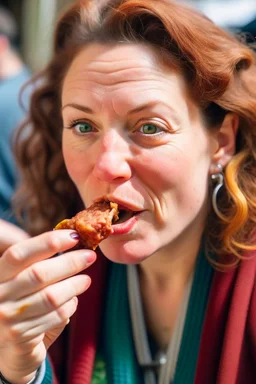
[54,199,119,250]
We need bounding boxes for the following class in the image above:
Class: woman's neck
[137,232,202,349]
[138,230,202,291]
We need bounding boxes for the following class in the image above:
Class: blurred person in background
[0,5,31,251]
[0,5,31,221]
[0,0,256,384]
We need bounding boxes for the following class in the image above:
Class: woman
[0,0,256,383]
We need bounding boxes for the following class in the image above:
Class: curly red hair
[14,0,256,266]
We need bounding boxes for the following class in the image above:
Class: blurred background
[0,0,73,72]
[1,0,256,73]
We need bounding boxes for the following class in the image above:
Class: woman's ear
[211,113,239,172]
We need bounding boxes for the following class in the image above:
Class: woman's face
[61,43,218,263]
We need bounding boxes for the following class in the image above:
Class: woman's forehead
[62,43,184,87]
[61,43,188,111]
[67,43,162,71]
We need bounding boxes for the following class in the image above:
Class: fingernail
[70,232,80,240]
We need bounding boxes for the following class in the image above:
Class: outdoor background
[1,0,256,72]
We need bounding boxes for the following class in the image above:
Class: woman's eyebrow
[62,103,94,114]
[127,101,181,125]
[62,101,181,125]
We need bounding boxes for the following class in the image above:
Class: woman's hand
[0,229,96,384]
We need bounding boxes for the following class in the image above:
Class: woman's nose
[92,133,132,183]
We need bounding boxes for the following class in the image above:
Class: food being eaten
[55,199,119,249]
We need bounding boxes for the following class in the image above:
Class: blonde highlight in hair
[207,149,256,269]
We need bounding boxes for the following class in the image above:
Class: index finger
[0,230,80,283]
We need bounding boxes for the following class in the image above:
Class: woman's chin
[99,240,151,265]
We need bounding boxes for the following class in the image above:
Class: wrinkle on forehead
[63,43,180,88]
[63,65,172,89]
[61,43,189,122]
[72,43,161,71]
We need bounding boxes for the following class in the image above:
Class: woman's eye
[74,122,93,133]
[140,123,162,135]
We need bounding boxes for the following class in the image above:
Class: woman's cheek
[62,135,89,184]
[134,150,184,191]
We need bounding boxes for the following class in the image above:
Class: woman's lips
[111,211,142,235]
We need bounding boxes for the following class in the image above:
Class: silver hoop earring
[211,164,225,219]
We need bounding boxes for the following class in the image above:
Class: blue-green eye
[74,122,93,133]
[141,124,160,135]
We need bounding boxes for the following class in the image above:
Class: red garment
[49,250,256,384]
[195,250,256,383]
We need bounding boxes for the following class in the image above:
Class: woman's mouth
[111,208,142,235]
[116,209,135,224]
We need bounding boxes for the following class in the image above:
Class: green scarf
[102,248,213,383]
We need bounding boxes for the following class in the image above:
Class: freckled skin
[61,43,218,265]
